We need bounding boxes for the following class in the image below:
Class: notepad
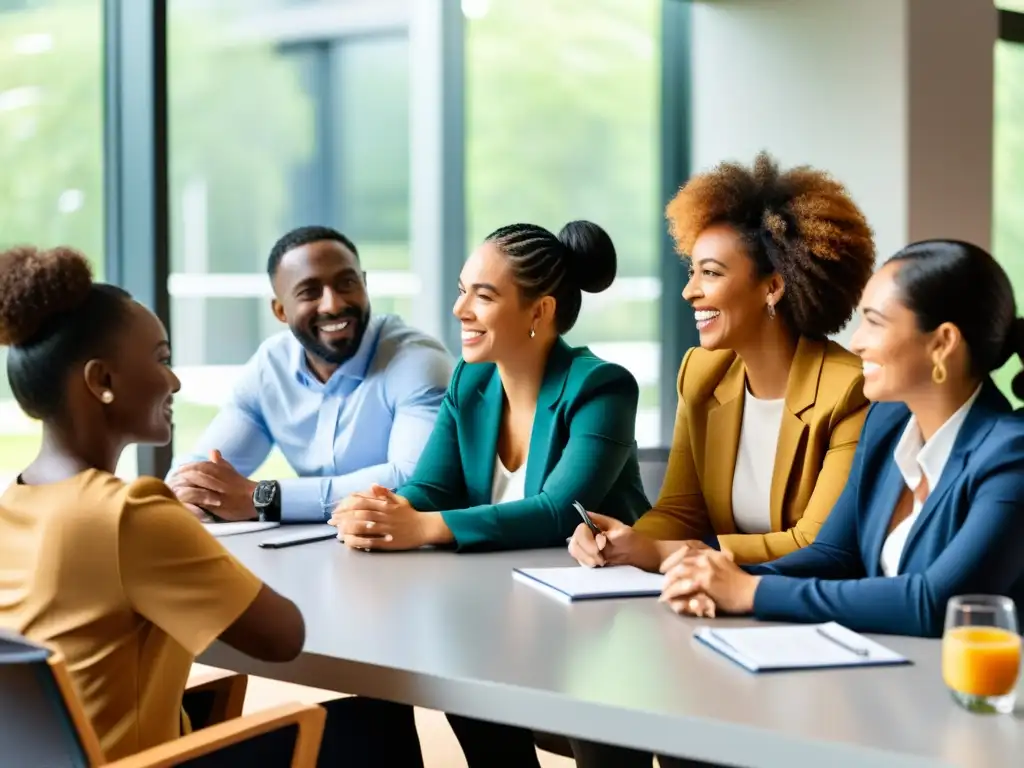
[512,566,664,603]
[694,622,910,673]
[203,521,281,538]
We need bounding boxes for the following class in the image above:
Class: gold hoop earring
[100,390,115,404]
[766,302,776,321]
[932,361,947,384]
[529,327,536,339]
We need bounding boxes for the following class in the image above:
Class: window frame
[101,0,695,478]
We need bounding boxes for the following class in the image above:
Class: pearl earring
[100,390,114,404]
[529,327,536,339]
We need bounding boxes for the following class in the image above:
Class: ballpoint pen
[572,500,602,538]
[816,626,870,657]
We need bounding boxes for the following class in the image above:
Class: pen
[815,626,869,657]
[572,501,602,538]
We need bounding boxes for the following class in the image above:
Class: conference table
[201,525,1024,768]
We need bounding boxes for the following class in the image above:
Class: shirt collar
[291,314,385,387]
[893,385,983,492]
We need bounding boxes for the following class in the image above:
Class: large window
[0,0,104,488]
[994,5,1024,399]
[465,0,662,445]
[167,1,412,477]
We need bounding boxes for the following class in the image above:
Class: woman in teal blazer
[331,219,648,553]
[394,337,647,550]
[660,240,1024,639]
[330,219,649,768]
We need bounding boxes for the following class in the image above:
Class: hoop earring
[932,361,947,384]
[100,390,115,404]
[766,301,776,321]
[529,327,536,339]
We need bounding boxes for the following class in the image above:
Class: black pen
[815,626,869,657]
[572,501,602,538]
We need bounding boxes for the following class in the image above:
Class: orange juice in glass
[942,595,1020,714]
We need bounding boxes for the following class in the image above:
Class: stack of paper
[694,622,910,672]
[512,565,664,603]
[203,521,280,538]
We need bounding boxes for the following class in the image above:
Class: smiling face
[89,301,181,445]
[453,241,541,364]
[271,239,370,370]
[849,261,942,402]
[681,223,783,351]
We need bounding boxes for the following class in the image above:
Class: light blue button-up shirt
[172,314,453,522]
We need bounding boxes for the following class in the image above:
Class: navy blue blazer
[749,381,1024,637]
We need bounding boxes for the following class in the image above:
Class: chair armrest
[104,702,326,768]
[185,669,248,725]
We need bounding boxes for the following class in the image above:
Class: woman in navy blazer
[660,240,1024,638]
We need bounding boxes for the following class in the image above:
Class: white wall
[691,0,908,262]
[689,0,997,341]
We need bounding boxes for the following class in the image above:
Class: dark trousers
[184,690,541,767]
[570,737,721,768]
[446,712,541,768]
[183,691,424,767]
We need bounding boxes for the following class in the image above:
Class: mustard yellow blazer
[633,337,868,565]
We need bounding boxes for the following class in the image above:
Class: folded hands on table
[326,485,453,551]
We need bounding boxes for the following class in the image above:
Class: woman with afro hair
[570,152,876,581]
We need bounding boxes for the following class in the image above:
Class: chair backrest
[637,447,669,503]
[0,631,99,767]
[175,724,301,767]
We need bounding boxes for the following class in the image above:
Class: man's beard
[291,307,371,366]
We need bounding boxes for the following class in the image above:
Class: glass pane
[993,39,1024,402]
[0,0,104,489]
[168,2,411,477]
[465,0,662,445]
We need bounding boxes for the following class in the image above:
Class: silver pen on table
[815,626,870,657]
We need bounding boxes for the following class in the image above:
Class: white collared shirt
[880,386,982,576]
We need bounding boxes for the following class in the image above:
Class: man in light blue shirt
[167,225,452,523]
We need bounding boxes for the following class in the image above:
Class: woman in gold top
[567,154,876,766]
[0,246,424,766]
[571,152,876,576]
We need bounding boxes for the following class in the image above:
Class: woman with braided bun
[569,152,878,592]
[330,220,650,768]
[331,219,649,553]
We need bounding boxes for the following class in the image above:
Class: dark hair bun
[0,246,94,347]
[557,220,617,294]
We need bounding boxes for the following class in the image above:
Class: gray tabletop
[201,526,1024,768]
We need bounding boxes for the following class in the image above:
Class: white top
[731,388,786,534]
[491,454,528,505]
[880,386,982,577]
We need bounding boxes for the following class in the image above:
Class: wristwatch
[253,480,282,522]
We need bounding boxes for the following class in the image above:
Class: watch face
[254,481,276,507]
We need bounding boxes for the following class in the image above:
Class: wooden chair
[0,631,325,767]
[183,665,249,728]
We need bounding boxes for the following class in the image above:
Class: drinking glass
[942,595,1021,714]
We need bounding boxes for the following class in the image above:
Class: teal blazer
[397,339,649,551]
